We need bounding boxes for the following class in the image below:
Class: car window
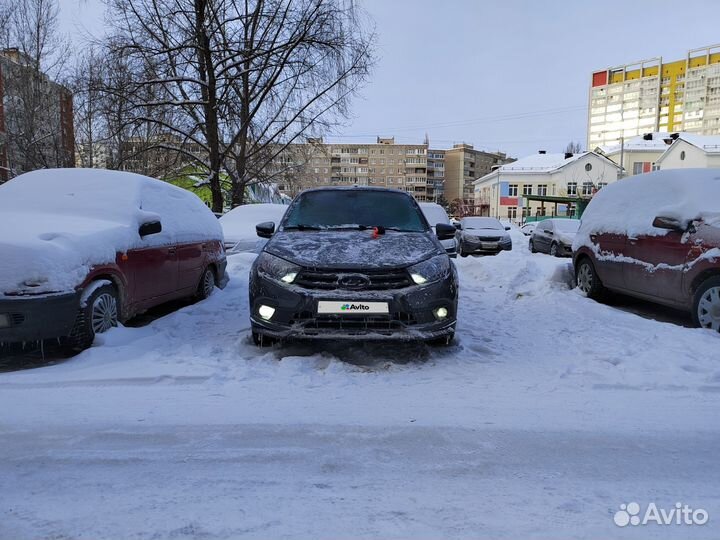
[462,217,503,230]
[555,220,580,233]
[283,190,427,232]
[421,205,451,226]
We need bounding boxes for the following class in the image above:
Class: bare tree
[104,0,375,211]
[1,0,73,177]
[565,140,582,154]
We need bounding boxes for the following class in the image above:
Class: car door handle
[628,236,638,245]
[167,247,177,254]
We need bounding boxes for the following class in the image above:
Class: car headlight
[255,252,301,285]
[408,254,451,285]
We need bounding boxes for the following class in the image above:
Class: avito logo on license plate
[317,301,389,314]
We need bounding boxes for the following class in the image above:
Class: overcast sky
[59,0,720,158]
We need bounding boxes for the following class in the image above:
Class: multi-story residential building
[273,137,433,201]
[0,48,74,182]
[589,44,720,150]
[427,149,445,202]
[443,143,512,209]
[473,151,620,221]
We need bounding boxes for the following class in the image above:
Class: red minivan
[573,169,720,331]
[0,169,228,353]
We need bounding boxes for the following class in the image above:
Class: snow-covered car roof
[0,169,222,295]
[574,169,720,250]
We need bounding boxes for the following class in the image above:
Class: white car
[520,222,537,236]
[219,203,289,253]
[420,202,457,257]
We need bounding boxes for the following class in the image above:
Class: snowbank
[0,169,222,295]
[219,203,288,251]
[574,168,720,252]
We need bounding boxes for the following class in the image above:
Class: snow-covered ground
[2,229,719,539]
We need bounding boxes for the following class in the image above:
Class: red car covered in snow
[0,169,228,353]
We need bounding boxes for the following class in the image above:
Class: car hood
[264,230,442,269]
[0,213,131,296]
[464,229,509,239]
[556,232,577,244]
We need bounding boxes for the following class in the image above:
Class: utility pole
[618,136,625,179]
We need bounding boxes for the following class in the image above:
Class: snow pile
[0,169,221,295]
[574,168,720,252]
[219,203,288,251]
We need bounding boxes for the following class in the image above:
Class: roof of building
[673,133,720,153]
[597,133,673,155]
[473,151,618,185]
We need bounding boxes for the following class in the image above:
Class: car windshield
[554,220,581,233]
[421,205,450,226]
[463,217,503,230]
[283,190,427,232]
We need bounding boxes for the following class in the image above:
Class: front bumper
[249,271,458,341]
[463,238,512,254]
[0,291,81,343]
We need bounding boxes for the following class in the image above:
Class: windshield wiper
[283,224,322,231]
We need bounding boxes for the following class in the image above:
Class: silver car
[456,217,512,257]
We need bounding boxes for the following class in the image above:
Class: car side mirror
[436,223,456,240]
[454,223,461,230]
[504,226,511,231]
[256,221,275,238]
[653,215,686,232]
[139,220,162,237]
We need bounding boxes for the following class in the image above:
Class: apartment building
[427,149,445,202]
[443,143,512,208]
[273,137,433,201]
[0,48,74,182]
[589,44,720,149]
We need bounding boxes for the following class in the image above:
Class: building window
[632,162,644,175]
[597,182,608,189]
[522,185,533,196]
[508,184,518,196]
[680,150,686,160]
[507,207,517,219]
[582,182,594,195]
[538,184,548,196]
[567,182,577,196]
[585,163,593,172]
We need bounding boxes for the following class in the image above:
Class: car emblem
[338,274,371,289]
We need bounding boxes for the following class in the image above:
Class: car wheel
[61,284,119,355]
[692,276,720,332]
[550,242,559,257]
[426,331,455,346]
[575,258,606,300]
[459,243,468,257]
[529,239,537,253]
[252,327,278,347]
[196,266,216,300]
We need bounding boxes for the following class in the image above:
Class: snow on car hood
[464,229,510,240]
[264,230,442,269]
[0,212,137,295]
[556,232,576,244]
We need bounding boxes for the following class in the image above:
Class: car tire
[575,257,606,300]
[61,284,119,355]
[252,327,278,347]
[196,266,216,300]
[459,243,468,257]
[529,239,537,253]
[691,276,720,332]
[550,242,559,257]
[426,331,454,346]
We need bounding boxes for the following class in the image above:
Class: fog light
[258,305,275,320]
[280,272,297,284]
[411,273,427,285]
[434,307,448,320]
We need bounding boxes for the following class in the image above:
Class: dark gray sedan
[455,217,512,257]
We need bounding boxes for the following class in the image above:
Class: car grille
[294,268,413,290]
[474,236,501,242]
[291,311,418,334]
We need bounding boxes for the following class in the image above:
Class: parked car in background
[573,169,720,331]
[529,219,580,256]
[455,217,512,257]
[0,169,228,354]
[420,202,457,257]
[220,203,289,253]
[249,187,458,346]
[520,222,537,236]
